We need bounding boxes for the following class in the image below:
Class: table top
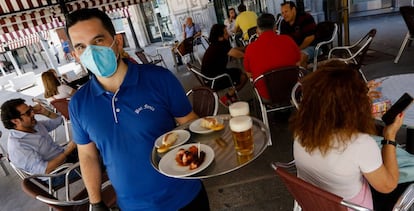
[375,74,414,127]
[151,114,270,179]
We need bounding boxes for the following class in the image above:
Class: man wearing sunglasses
[0,98,77,177]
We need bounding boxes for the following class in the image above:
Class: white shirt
[294,133,382,200]
[46,84,74,102]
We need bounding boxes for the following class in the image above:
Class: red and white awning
[0,0,59,15]
[0,0,142,52]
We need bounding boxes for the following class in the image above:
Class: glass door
[140,0,175,43]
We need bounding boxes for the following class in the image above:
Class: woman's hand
[383,112,405,140]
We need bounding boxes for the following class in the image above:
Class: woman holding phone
[289,60,404,209]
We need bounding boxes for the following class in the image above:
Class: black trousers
[371,182,413,211]
[179,183,210,211]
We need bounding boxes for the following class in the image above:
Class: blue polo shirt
[69,61,201,210]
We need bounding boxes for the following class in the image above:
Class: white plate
[154,130,190,149]
[189,117,224,134]
[158,143,215,178]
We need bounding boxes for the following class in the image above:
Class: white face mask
[80,40,118,78]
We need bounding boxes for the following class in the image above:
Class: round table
[151,114,270,179]
[375,74,414,127]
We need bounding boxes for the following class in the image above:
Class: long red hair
[289,60,376,155]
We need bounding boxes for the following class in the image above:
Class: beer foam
[229,116,252,132]
[229,101,249,117]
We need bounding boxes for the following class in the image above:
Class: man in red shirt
[244,13,300,100]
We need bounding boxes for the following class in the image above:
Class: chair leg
[394,32,411,64]
[254,88,272,146]
[64,120,70,142]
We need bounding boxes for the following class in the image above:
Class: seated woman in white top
[289,60,404,209]
[42,70,76,102]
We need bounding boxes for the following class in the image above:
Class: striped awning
[0,0,141,52]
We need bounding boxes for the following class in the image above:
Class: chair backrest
[186,86,219,117]
[275,14,283,34]
[315,21,338,54]
[50,98,70,120]
[272,162,371,211]
[353,29,377,69]
[9,161,31,179]
[247,26,257,38]
[135,50,150,64]
[253,66,301,108]
[177,37,194,57]
[400,6,414,36]
[21,170,116,211]
[186,63,234,91]
[291,82,302,109]
[328,28,376,70]
[315,21,337,44]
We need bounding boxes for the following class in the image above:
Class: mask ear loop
[109,38,121,64]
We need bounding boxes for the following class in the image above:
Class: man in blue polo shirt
[66,8,209,211]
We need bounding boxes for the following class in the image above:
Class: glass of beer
[229,101,249,117]
[229,116,254,156]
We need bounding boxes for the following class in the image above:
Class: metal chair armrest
[393,183,414,211]
[328,46,353,59]
[35,195,88,206]
[210,73,234,90]
[271,160,296,170]
[341,200,372,211]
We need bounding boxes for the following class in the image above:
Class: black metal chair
[252,66,305,145]
[186,86,218,117]
[186,63,236,92]
[21,168,117,211]
[135,50,167,68]
[394,6,414,64]
[312,21,338,71]
[328,28,377,82]
[271,161,372,211]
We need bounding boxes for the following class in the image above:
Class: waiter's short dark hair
[66,8,116,40]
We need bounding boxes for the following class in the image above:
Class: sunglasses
[20,106,34,117]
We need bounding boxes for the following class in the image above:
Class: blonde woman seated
[289,60,404,209]
[41,70,76,102]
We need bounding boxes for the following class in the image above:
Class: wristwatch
[381,139,397,147]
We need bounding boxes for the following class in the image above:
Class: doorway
[140,0,175,43]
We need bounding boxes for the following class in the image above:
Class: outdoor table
[373,74,414,150]
[151,114,270,179]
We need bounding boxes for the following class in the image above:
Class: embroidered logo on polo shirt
[135,104,155,114]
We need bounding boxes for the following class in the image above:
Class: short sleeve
[356,135,383,173]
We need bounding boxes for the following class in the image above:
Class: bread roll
[162,132,178,146]
[200,117,218,129]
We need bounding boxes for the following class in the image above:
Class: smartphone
[382,92,413,125]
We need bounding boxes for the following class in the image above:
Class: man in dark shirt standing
[280,1,316,68]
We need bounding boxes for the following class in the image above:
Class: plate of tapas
[189,117,225,134]
[158,143,215,178]
[155,130,190,153]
